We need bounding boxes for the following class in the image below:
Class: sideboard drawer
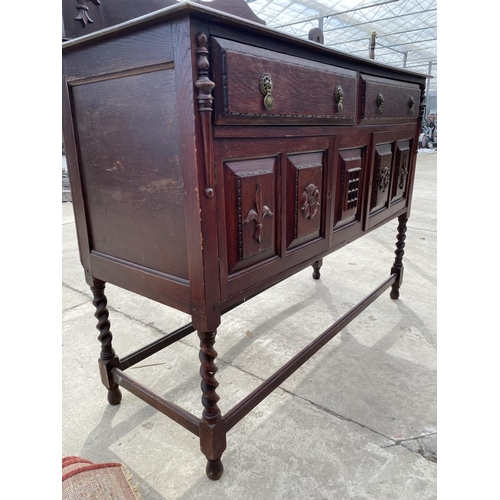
[360,74,421,124]
[211,37,357,125]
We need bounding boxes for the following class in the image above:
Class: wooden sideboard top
[62,0,429,83]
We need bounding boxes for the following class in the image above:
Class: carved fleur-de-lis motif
[244,183,273,243]
[75,0,101,26]
[301,183,320,219]
[378,166,390,192]
[398,164,408,190]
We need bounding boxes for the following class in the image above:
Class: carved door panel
[286,151,325,250]
[224,157,278,274]
[334,147,365,230]
[370,142,394,216]
[216,134,332,301]
[391,140,411,204]
[365,129,416,230]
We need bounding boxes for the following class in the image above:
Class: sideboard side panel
[71,69,189,279]
[62,19,194,313]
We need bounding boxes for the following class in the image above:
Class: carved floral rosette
[301,183,320,219]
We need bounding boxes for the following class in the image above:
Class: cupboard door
[365,129,416,230]
[370,142,394,216]
[334,147,365,230]
[391,140,411,204]
[224,156,278,274]
[216,134,332,301]
[286,151,325,250]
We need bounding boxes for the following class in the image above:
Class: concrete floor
[62,151,437,499]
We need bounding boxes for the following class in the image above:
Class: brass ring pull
[409,96,415,115]
[376,93,384,115]
[260,73,274,110]
[334,85,344,113]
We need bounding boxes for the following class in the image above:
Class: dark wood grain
[286,151,325,250]
[89,252,191,313]
[390,214,408,300]
[91,280,122,405]
[365,127,417,230]
[111,368,200,436]
[360,74,421,123]
[71,69,189,279]
[211,37,357,125]
[63,0,265,41]
[63,24,174,81]
[224,156,278,273]
[335,147,364,229]
[215,135,332,300]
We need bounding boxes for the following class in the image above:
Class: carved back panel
[63,0,265,40]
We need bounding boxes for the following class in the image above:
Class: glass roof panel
[246,0,437,92]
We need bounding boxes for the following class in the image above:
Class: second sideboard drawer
[360,74,421,123]
[211,37,357,125]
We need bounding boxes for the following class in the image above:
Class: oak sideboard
[62,0,427,480]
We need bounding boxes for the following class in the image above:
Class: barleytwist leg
[198,330,226,480]
[312,258,323,280]
[390,214,408,300]
[90,280,122,405]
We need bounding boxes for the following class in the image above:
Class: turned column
[198,330,226,480]
[390,214,408,299]
[90,280,122,405]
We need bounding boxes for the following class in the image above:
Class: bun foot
[390,288,400,300]
[107,387,122,405]
[206,458,224,480]
[312,259,323,280]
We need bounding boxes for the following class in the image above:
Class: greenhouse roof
[245,0,437,93]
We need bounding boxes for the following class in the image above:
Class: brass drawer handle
[376,93,384,115]
[409,96,415,115]
[334,85,344,113]
[260,73,274,110]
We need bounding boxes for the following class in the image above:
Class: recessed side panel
[370,143,394,216]
[391,139,411,204]
[286,151,325,250]
[224,157,278,274]
[71,69,189,280]
[334,147,364,230]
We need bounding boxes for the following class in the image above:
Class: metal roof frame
[246,0,437,93]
